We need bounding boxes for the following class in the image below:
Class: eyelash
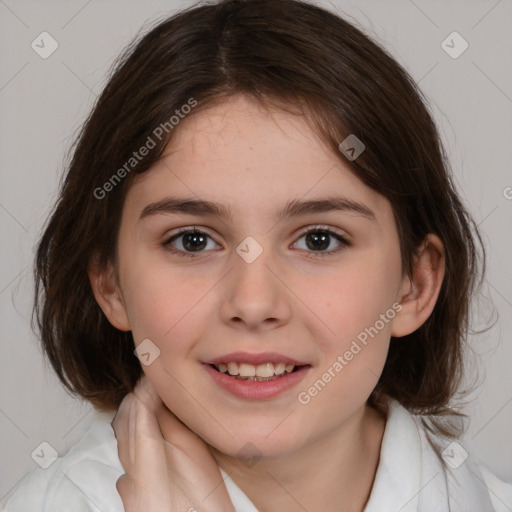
[163,225,350,259]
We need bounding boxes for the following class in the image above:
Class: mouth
[203,352,311,400]
[209,361,304,382]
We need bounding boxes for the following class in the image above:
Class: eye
[163,225,350,259]
[292,225,350,257]
[163,227,220,258]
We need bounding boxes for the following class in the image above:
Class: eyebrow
[139,196,376,222]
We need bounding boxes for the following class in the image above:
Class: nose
[219,242,292,331]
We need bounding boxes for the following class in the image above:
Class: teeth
[215,361,297,378]
[274,362,286,375]
[239,363,256,377]
[256,363,274,378]
[227,362,239,376]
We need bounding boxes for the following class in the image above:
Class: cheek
[292,247,401,405]
[121,254,203,344]
[121,259,220,402]
[294,267,396,430]
[122,267,212,422]
[297,250,401,345]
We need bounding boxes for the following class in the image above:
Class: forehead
[125,95,392,224]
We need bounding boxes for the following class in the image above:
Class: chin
[203,424,304,461]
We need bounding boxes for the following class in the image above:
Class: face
[112,95,405,459]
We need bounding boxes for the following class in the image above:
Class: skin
[90,94,445,512]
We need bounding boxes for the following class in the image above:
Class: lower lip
[203,364,310,400]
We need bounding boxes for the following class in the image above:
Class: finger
[125,390,170,490]
[132,375,163,413]
[111,392,133,452]
[112,377,163,468]
[112,393,137,472]
[112,375,161,437]
[113,392,174,510]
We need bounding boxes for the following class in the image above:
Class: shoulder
[366,398,511,511]
[407,403,512,512]
[479,464,512,512]
[1,410,125,512]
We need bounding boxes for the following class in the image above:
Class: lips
[203,351,311,398]
[203,363,310,399]
[205,351,308,367]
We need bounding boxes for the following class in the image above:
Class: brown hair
[34,0,484,435]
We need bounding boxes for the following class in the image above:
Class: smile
[203,358,311,400]
[211,361,299,381]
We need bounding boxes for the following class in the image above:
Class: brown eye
[293,226,350,257]
[305,231,331,251]
[164,228,220,258]
[174,231,208,251]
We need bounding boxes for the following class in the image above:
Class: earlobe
[88,257,131,332]
[391,234,445,338]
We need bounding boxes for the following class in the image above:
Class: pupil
[183,232,206,251]
[306,232,329,251]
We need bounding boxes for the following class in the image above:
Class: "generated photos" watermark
[297,302,402,405]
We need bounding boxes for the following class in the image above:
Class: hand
[112,375,235,512]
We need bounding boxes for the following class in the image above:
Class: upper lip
[204,351,309,366]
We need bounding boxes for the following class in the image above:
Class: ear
[88,256,131,331]
[391,234,445,337]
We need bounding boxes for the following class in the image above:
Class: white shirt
[2,399,511,511]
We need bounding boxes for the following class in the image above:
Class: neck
[211,403,386,512]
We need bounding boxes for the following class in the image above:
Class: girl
[3,0,511,510]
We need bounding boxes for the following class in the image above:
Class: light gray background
[1,0,511,504]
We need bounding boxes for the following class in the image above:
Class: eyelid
[163,225,220,244]
[163,224,350,242]
[294,224,349,240]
